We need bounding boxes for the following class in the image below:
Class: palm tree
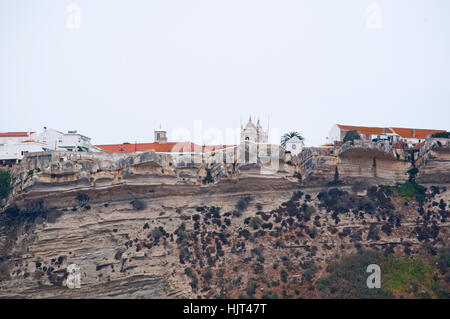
[281,131,304,148]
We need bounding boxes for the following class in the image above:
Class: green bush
[431,132,450,138]
[0,170,11,200]
[203,268,213,282]
[236,196,252,211]
[280,269,288,283]
[316,250,392,298]
[130,198,146,210]
[343,130,361,143]
[394,181,426,204]
[184,267,198,289]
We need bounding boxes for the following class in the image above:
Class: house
[0,139,51,166]
[96,127,233,154]
[0,132,44,166]
[329,124,446,147]
[284,136,304,155]
[0,131,34,144]
[240,117,268,143]
[30,127,93,152]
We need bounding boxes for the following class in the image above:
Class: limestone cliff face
[0,141,449,298]
[417,141,450,183]
[298,143,410,185]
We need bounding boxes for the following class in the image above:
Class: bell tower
[154,125,167,143]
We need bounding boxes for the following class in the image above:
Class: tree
[431,132,450,138]
[0,170,11,200]
[281,131,304,148]
[343,130,361,144]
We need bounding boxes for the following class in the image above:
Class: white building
[240,117,268,143]
[0,140,51,165]
[328,124,446,147]
[285,136,304,155]
[0,132,34,145]
[30,128,92,151]
[0,132,45,165]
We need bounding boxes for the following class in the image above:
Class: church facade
[240,117,268,143]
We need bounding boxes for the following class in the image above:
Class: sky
[1,0,449,146]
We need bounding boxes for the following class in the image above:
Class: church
[240,116,268,143]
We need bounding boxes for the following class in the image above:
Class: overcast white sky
[1,0,449,146]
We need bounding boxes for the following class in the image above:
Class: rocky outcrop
[417,139,450,183]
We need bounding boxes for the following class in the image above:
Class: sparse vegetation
[343,130,361,144]
[236,196,252,212]
[130,198,146,210]
[0,170,11,200]
[431,132,450,138]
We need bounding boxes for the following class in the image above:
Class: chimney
[412,129,416,138]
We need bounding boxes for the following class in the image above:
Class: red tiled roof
[337,124,445,139]
[95,142,234,153]
[336,125,394,135]
[390,127,445,139]
[0,132,34,137]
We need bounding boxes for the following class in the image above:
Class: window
[157,133,160,140]
[245,137,249,141]
[292,144,296,149]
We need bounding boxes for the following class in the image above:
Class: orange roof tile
[390,127,445,139]
[0,132,34,137]
[95,142,234,153]
[337,124,445,139]
[336,125,393,135]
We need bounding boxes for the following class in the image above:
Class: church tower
[154,125,167,143]
[240,116,268,143]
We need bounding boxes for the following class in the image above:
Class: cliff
[0,141,449,298]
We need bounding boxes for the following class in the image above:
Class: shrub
[262,222,273,230]
[184,267,198,289]
[343,130,361,143]
[431,132,450,138]
[0,170,11,200]
[203,268,213,282]
[367,224,380,241]
[252,263,264,274]
[76,193,89,206]
[239,229,251,239]
[280,269,288,283]
[236,196,252,211]
[245,280,258,298]
[394,181,426,204]
[249,217,263,230]
[203,169,214,184]
[316,251,388,298]
[130,199,146,210]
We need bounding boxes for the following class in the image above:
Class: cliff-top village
[1,118,448,168]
